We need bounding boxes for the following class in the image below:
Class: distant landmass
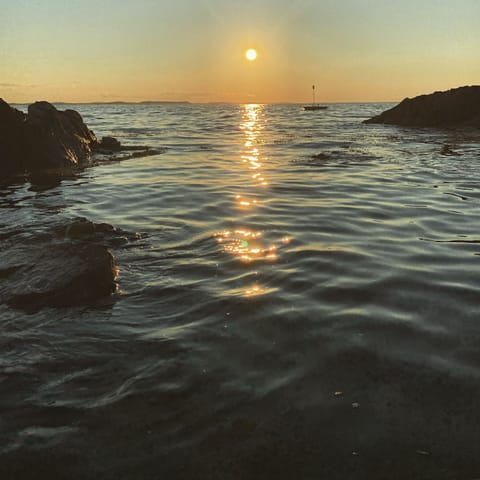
[54,100,192,105]
[139,101,191,104]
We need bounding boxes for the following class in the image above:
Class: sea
[1,103,480,479]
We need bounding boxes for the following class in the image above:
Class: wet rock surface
[364,85,480,128]
[440,144,460,156]
[95,135,122,152]
[24,101,98,170]
[0,217,140,309]
[0,99,159,309]
[0,99,27,175]
[0,241,116,308]
[56,217,141,247]
[0,100,98,174]
[0,99,163,176]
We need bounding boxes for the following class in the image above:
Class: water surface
[1,103,480,478]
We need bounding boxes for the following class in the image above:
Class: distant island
[12,101,192,106]
[139,101,190,104]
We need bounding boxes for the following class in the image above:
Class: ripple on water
[2,103,480,477]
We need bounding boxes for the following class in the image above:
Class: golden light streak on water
[240,104,268,186]
[214,229,280,264]
[214,104,290,280]
[245,285,265,297]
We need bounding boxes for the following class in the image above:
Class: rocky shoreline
[0,216,143,310]
[364,85,480,128]
[0,99,162,176]
[2,88,478,310]
[0,100,159,309]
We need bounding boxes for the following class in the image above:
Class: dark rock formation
[0,99,27,174]
[311,152,330,161]
[0,99,162,177]
[364,86,480,128]
[0,217,141,309]
[55,217,141,247]
[0,240,116,308]
[23,101,97,170]
[440,144,460,156]
[98,147,164,163]
[96,136,122,152]
[0,99,97,174]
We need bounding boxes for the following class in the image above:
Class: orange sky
[1,0,479,103]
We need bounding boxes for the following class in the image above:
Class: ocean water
[1,103,480,478]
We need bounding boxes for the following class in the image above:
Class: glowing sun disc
[246,48,257,61]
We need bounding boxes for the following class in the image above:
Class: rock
[96,136,122,152]
[0,240,117,308]
[440,144,460,156]
[93,136,164,161]
[57,217,140,247]
[0,99,26,174]
[103,148,163,163]
[23,101,97,170]
[0,99,162,177]
[64,218,97,237]
[312,152,330,161]
[0,217,141,309]
[0,99,97,173]
[364,85,480,128]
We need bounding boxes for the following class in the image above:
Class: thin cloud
[0,83,39,88]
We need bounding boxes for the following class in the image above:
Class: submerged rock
[0,217,141,309]
[440,144,460,156]
[96,136,122,152]
[57,217,141,247]
[0,240,116,308]
[311,152,330,161]
[364,85,480,128]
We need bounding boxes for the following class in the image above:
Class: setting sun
[245,48,257,61]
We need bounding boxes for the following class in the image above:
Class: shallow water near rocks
[1,103,480,478]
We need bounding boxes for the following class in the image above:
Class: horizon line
[8,99,398,106]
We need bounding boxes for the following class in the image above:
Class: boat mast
[312,84,315,106]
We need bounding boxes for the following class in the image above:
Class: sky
[1,0,479,103]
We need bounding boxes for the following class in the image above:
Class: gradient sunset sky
[1,0,479,103]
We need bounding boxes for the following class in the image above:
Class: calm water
[2,103,480,478]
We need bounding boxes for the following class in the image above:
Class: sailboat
[303,84,327,111]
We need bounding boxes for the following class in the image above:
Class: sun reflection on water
[215,229,278,264]
[245,285,265,297]
[215,104,290,297]
[239,104,268,187]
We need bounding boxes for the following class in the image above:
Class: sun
[245,48,257,61]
